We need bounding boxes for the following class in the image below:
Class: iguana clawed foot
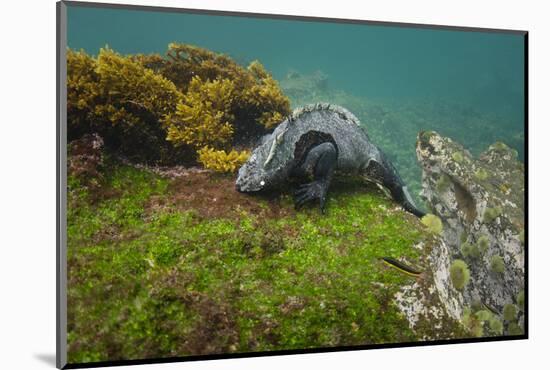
[294,181,329,213]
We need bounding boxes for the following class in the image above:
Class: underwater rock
[280,70,329,103]
[392,237,467,340]
[416,131,525,333]
[67,133,105,188]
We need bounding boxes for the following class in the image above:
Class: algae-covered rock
[415,131,525,333]
[392,234,466,340]
[67,160,468,362]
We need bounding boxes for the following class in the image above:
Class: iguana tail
[391,185,426,218]
[377,151,426,218]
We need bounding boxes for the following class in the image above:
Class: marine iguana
[235,103,425,217]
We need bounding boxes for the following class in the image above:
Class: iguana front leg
[293,142,337,213]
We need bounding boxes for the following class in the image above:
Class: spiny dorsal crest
[286,103,360,126]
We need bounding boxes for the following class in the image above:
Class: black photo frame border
[56,1,529,368]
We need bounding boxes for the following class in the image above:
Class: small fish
[381,257,423,277]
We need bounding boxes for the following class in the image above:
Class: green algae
[503,304,517,321]
[461,242,480,259]
[491,141,509,151]
[508,322,523,336]
[450,259,470,291]
[489,255,505,274]
[67,161,432,363]
[477,234,490,255]
[421,213,443,235]
[474,168,489,181]
[451,151,464,163]
[517,290,525,310]
[483,206,503,224]
[488,316,503,335]
[475,309,491,322]
[436,174,452,193]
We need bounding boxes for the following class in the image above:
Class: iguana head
[236,122,291,193]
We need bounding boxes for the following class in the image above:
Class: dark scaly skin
[235,103,425,217]
[292,142,337,213]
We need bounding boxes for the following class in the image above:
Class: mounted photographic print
[56,1,527,368]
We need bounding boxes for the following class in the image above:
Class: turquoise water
[67,5,524,108]
[66,4,525,203]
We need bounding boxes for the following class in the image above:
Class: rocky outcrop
[415,131,525,336]
[391,237,467,340]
